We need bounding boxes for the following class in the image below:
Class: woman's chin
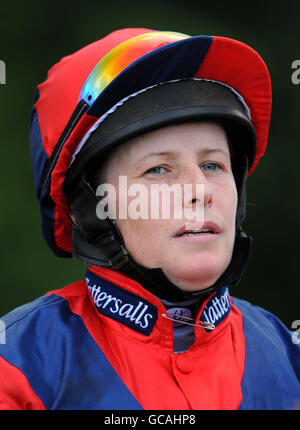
[163,256,229,293]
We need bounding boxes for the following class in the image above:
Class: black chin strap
[117,255,196,302]
[67,165,252,303]
[116,229,252,302]
[69,202,252,303]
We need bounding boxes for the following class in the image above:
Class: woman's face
[102,121,237,292]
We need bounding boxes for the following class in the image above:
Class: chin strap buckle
[97,231,129,270]
[109,245,129,270]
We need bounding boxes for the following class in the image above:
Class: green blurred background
[0,0,299,327]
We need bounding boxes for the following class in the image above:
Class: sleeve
[255,305,300,381]
[233,297,300,410]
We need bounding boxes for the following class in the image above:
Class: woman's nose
[181,165,213,210]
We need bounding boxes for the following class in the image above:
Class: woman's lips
[172,221,220,243]
[174,221,220,237]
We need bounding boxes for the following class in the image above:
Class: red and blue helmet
[30,28,272,262]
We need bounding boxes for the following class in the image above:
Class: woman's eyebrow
[200,147,230,158]
[137,147,230,163]
[136,151,177,163]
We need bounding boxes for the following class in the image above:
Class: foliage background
[0,0,299,327]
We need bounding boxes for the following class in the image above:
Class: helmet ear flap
[231,151,249,232]
[65,176,128,268]
[69,216,112,267]
[211,230,253,291]
[218,123,251,233]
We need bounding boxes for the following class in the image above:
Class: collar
[85,265,233,351]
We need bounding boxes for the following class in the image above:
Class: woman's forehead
[111,121,230,163]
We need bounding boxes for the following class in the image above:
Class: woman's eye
[201,162,222,172]
[144,166,168,176]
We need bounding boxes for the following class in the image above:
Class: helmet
[30,28,272,300]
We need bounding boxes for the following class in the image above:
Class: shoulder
[0,280,89,357]
[0,281,89,409]
[232,296,300,375]
[231,297,300,409]
[232,296,292,338]
[1,280,87,339]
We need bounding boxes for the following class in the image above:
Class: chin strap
[116,229,252,302]
[70,205,252,302]
[67,155,252,303]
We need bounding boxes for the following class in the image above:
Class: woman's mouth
[173,222,220,241]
